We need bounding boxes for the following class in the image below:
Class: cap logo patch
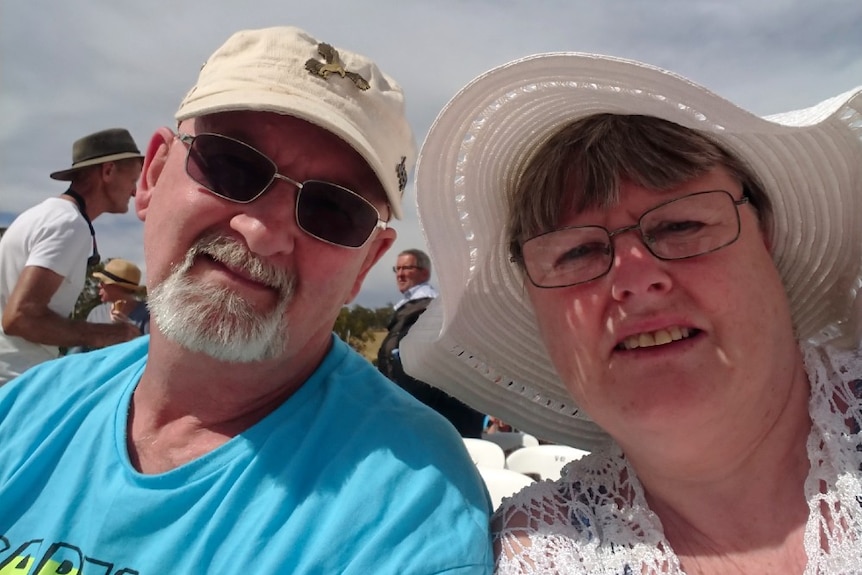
[305,43,370,91]
[396,156,408,193]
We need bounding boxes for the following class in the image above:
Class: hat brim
[401,52,862,449]
[50,152,144,181]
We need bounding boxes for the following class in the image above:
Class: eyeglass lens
[185,134,274,203]
[296,183,382,248]
[521,190,743,288]
[182,133,382,248]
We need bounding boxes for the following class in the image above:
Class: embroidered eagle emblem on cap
[305,43,370,91]
[396,156,408,193]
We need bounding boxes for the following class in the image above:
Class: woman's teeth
[620,326,692,350]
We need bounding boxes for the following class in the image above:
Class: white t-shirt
[0,197,91,384]
[86,302,112,324]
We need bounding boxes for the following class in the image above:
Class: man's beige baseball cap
[175,26,416,219]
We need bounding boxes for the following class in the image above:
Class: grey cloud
[1,0,859,307]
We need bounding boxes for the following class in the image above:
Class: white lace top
[493,343,862,574]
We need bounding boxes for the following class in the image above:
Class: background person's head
[394,249,432,293]
[50,128,143,216]
[92,259,144,303]
[136,26,416,364]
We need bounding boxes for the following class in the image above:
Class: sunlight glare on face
[148,234,295,362]
[614,244,648,265]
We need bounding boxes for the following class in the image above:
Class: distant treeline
[334,304,394,354]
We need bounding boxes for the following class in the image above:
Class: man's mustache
[187,234,294,298]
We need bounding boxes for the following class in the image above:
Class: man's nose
[228,182,299,257]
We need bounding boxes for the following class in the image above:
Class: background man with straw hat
[0,128,144,385]
[88,258,150,332]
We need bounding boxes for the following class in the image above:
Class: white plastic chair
[505,444,590,481]
[477,466,535,510]
[462,437,506,468]
[481,431,540,455]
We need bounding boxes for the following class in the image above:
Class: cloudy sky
[1,0,860,308]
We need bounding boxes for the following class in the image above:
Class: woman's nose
[608,232,673,301]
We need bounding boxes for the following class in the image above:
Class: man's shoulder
[393,296,434,318]
[2,198,86,245]
[9,198,77,225]
[327,341,417,405]
[327,341,460,433]
[0,337,149,404]
[405,282,438,301]
[318,344,491,513]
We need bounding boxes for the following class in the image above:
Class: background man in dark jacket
[377,248,485,437]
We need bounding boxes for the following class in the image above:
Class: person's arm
[2,266,140,348]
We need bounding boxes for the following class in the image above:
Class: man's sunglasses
[177,133,387,249]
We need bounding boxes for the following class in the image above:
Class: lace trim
[493,343,862,574]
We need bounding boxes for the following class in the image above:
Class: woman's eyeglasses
[177,132,386,249]
[517,190,749,288]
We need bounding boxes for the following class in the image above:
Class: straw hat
[92,259,145,295]
[50,128,143,181]
[175,26,416,219]
[400,52,862,449]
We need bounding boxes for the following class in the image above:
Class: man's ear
[101,162,116,179]
[135,126,176,222]
[344,228,397,304]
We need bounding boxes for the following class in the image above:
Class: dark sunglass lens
[186,135,275,202]
[297,182,379,248]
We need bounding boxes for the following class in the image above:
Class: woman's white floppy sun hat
[400,52,862,450]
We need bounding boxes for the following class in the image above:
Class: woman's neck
[627,358,813,570]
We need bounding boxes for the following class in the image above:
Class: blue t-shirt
[0,336,492,574]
